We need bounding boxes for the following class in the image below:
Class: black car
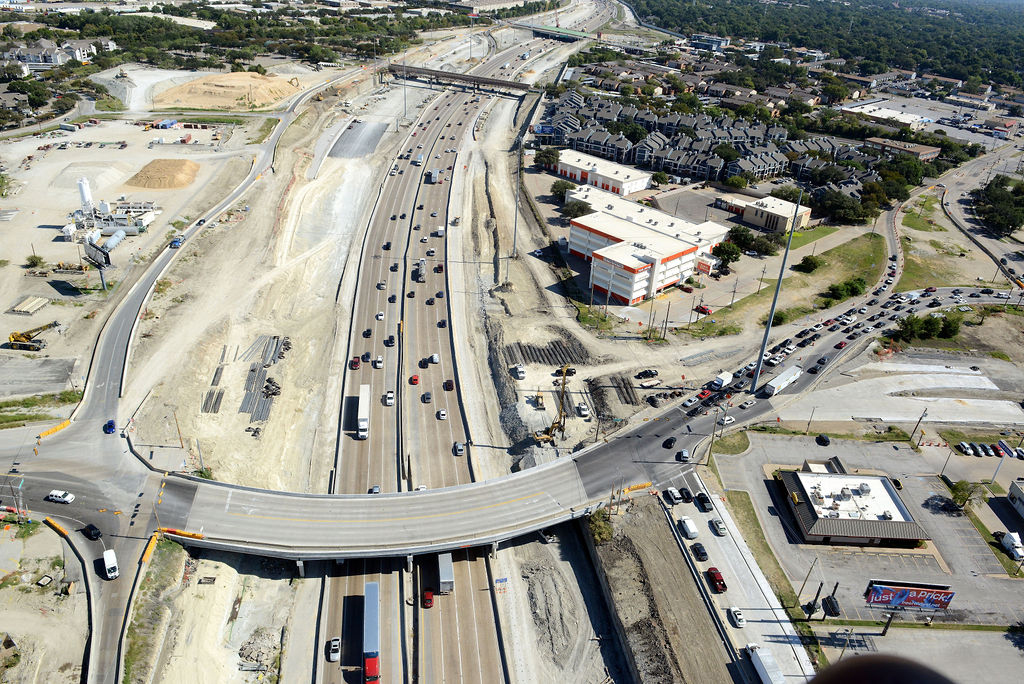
[637,369,659,379]
[438,319,447,328]
[691,542,708,562]
[663,436,677,449]
[695,492,712,512]
[807,366,819,374]
[362,328,372,338]
[384,335,395,347]
[817,433,831,446]
[81,524,102,541]
[686,407,702,417]
[981,288,994,295]
[680,487,693,503]
[383,241,391,250]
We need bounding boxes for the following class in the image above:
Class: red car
[410,375,419,385]
[443,379,454,391]
[350,356,360,370]
[697,389,712,400]
[706,567,727,592]
[695,305,712,315]
[834,341,848,349]
[925,286,937,292]
[422,590,433,608]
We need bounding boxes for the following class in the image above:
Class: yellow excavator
[9,320,60,351]
[534,364,572,444]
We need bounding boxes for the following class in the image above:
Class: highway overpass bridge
[386,63,531,93]
[157,452,630,562]
[508,22,656,54]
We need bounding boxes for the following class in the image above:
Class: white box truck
[745,643,785,684]
[103,549,119,580]
[357,384,370,439]
[711,371,733,390]
[438,552,455,594]
[764,365,801,396]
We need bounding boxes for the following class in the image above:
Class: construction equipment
[289,77,300,87]
[116,69,128,79]
[9,320,60,351]
[533,364,572,443]
[534,389,545,410]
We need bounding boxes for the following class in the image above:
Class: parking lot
[875,94,1015,147]
[716,433,1024,626]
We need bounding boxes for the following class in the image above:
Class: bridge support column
[491,541,498,559]
[406,555,413,573]
[296,560,305,578]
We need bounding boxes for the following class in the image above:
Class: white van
[680,516,698,540]
[103,549,119,580]
[430,353,440,364]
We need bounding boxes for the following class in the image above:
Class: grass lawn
[938,429,1022,447]
[713,431,750,454]
[250,117,277,144]
[902,212,945,232]
[788,224,839,250]
[94,96,125,112]
[679,278,784,338]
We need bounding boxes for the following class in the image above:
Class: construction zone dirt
[595,495,733,684]
[126,159,200,189]
[154,71,300,110]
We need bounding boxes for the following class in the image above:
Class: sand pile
[154,71,300,110]
[126,159,200,189]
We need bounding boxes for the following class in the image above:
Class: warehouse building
[566,186,726,304]
[862,137,941,162]
[555,150,652,196]
[715,194,811,233]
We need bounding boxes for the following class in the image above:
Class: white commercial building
[716,194,811,232]
[566,186,727,304]
[556,150,651,196]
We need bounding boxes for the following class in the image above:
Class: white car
[718,415,735,426]
[739,400,756,409]
[577,403,590,418]
[45,490,75,504]
[372,355,383,369]
[375,311,384,321]
[437,409,448,420]
[384,390,395,406]
[711,518,727,535]
[727,606,747,628]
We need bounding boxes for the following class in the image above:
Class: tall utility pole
[909,407,928,442]
[750,191,804,393]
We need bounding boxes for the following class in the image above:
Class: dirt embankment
[155,72,300,110]
[592,496,733,684]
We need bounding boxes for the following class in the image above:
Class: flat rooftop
[795,472,913,523]
[843,100,932,126]
[558,150,652,184]
[569,186,728,246]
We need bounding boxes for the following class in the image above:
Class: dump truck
[9,321,60,351]
[438,552,455,594]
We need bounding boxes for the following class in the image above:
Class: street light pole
[909,407,928,443]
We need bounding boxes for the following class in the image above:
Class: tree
[726,226,754,250]
[711,242,742,268]
[895,314,923,341]
[651,171,669,185]
[534,148,559,168]
[724,175,747,189]
[25,254,45,268]
[949,480,980,508]
[794,255,824,273]
[771,185,804,204]
[714,144,740,163]
[940,312,962,338]
[751,236,778,256]
[550,180,576,202]
[1010,104,1023,118]
[562,200,593,219]
[920,315,942,339]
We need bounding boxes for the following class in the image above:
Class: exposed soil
[126,159,200,189]
[595,496,732,684]
[154,72,300,110]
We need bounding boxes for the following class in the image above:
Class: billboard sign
[997,440,1016,458]
[83,240,110,268]
[531,124,555,135]
[865,583,955,610]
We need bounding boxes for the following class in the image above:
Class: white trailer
[357,384,370,439]
[438,552,455,594]
[764,365,801,396]
[745,643,785,684]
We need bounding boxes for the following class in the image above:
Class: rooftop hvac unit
[860,482,872,493]
[882,510,893,520]
[840,487,853,500]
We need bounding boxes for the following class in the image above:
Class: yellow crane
[534,364,573,444]
[9,320,60,351]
